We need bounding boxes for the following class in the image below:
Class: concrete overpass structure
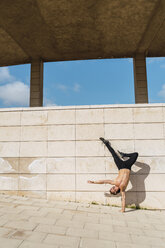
[0,0,165,106]
[0,1,165,209]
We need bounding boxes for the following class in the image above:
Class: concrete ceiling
[0,0,165,66]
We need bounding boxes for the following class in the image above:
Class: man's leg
[118,151,138,159]
[99,137,124,170]
[125,152,138,166]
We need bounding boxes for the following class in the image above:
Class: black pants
[105,142,138,170]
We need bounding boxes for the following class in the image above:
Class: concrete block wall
[0,104,165,209]
[133,54,148,103]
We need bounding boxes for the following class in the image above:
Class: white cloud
[127,58,133,63]
[158,84,165,100]
[0,67,14,83]
[57,83,68,91]
[44,98,57,107]
[0,66,56,108]
[147,57,165,64]
[73,83,80,92]
[0,66,29,107]
[0,81,29,106]
[56,83,81,93]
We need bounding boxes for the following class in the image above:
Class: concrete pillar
[30,60,43,107]
[133,53,148,103]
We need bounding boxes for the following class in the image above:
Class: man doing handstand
[88,137,138,212]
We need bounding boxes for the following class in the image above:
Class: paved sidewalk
[0,194,164,248]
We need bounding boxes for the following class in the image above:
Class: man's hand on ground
[119,209,125,213]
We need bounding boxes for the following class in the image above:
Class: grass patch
[126,205,150,210]
[91,201,99,205]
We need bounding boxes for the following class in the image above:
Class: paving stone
[77,206,100,213]
[16,205,40,211]
[63,205,78,210]
[100,208,114,214]
[0,194,164,248]
[116,242,151,248]
[100,218,127,227]
[0,237,23,247]
[63,209,87,216]
[32,199,49,204]
[72,215,99,224]
[25,231,47,243]
[55,219,85,228]
[44,233,80,247]
[32,202,56,208]
[127,221,155,230]
[12,200,32,205]
[53,201,68,207]
[151,245,165,248]
[84,223,113,232]
[66,227,98,239]
[0,198,14,203]
[41,207,64,214]
[143,229,165,238]
[35,223,66,235]
[139,217,163,225]
[0,207,22,214]
[99,230,131,243]
[6,229,47,243]
[59,246,75,248]
[46,212,73,220]
[75,202,90,208]
[4,220,37,231]
[113,225,143,235]
[154,224,165,231]
[20,209,48,217]
[0,216,10,226]
[111,213,137,221]
[19,240,57,248]
[131,234,165,246]
[7,230,32,240]
[87,212,102,218]
[29,216,56,225]
[80,237,116,248]
[0,226,14,237]
[1,213,29,222]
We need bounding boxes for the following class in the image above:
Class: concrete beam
[136,0,165,54]
[133,54,148,104]
[30,60,43,107]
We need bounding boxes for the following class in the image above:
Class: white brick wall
[0,103,165,209]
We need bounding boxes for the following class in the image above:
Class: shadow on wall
[127,161,150,208]
[105,161,150,208]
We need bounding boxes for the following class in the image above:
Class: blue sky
[0,58,165,108]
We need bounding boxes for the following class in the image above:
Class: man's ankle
[99,137,109,145]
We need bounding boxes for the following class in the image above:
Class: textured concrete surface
[0,0,165,66]
[30,60,43,107]
[0,104,165,209]
[0,194,164,248]
[133,53,148,103]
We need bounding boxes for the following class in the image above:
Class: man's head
[110,186,120,195]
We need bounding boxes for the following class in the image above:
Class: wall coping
[0,103,164,112]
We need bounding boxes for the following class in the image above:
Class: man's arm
[121,190,126,212]
[87,180,115,185]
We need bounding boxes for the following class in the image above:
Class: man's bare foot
[87,180,95,184]
[99,137,110,145]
